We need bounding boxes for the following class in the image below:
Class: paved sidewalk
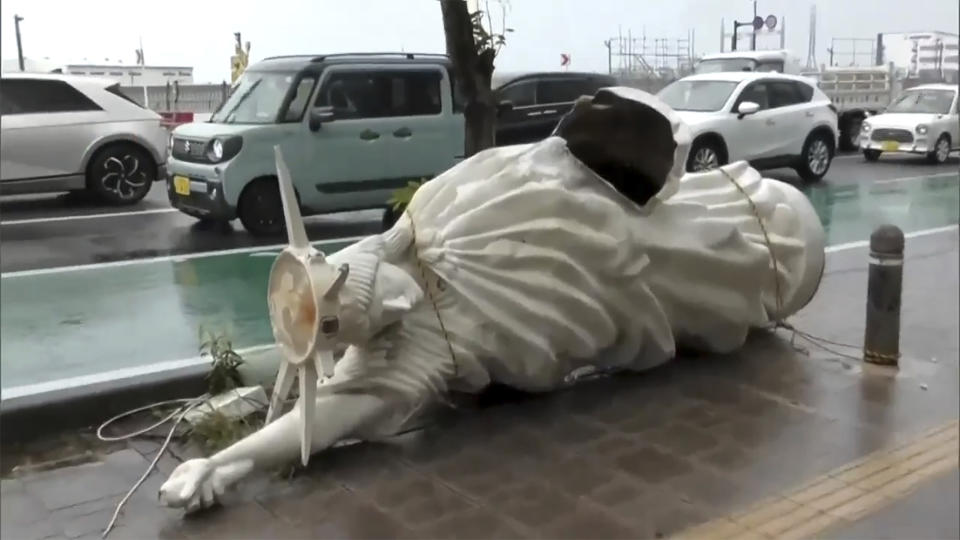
[824,469,959,540]
[2,228,958,540]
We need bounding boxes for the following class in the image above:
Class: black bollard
[863,225,904,366]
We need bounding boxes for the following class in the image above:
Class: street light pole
[14,15,25,71]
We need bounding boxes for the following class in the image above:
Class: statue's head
[553,87,691,207]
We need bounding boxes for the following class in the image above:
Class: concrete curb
[0,347,281,442]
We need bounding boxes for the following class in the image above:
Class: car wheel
[796,132,834,182]
[927,134,951,164]
[841,116,863,151]
[863,149,882,162]
[687,140,724,172]
[86,143,155,204]
[238,178,284,236]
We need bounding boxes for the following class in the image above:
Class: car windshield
[658,80,738,112]
[886,90,956,115]
[210,71,300,124]
[695,58,757,74]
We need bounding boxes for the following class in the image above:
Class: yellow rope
[404,209,460,379]
[716,166,900,364]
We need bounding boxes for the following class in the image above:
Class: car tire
[795,132,834,182]
[863,149,882,162]
[927,134,951,165]
[238,177,285,236]
[686,139,726,172]
[86,143,155,205]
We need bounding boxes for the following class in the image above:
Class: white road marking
[0,344,277,401]
[825,224,958,253]
[0,234,369,279]
[0,207,178,225]
[874,171,959,185]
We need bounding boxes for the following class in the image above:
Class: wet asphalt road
[0,152,957,273]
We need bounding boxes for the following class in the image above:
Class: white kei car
[658,72,839,181]
[860,84,959,164]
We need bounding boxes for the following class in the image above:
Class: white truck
[694,50,899,150]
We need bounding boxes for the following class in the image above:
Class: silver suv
[0,73,169,204]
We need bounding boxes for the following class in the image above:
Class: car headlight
[861,122,871,132]
[211,139,224,160]
[916,125,928,135]
[206,136,242,163]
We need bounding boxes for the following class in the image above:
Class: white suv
[658,72,839,181]
[0,73,169,204]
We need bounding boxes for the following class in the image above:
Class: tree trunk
[440,0,497,157]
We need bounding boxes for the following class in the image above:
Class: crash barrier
[863,224,904,366]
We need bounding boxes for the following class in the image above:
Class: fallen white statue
[159,87,826,511]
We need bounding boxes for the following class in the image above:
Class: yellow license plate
[881,141,899,152]
[173,175,190,195]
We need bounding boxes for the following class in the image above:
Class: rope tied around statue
[400,161,890,385]
[716,166,900,364]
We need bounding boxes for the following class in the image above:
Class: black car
[493,71,618,146]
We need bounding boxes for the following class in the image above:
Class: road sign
[560,53,570,67]
[752,16,764,30]
[765,14,778,30]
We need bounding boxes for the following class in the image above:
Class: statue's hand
[158,458,253,512]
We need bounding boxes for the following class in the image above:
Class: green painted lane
[0,240,354,390]
[803,174,959,246]
[1,174,957,390]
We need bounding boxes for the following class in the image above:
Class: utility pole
[604,39,612,74]
[14,15,25,71]
[751,1,758,51]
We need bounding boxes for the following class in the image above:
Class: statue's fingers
[201,481,215,508]
[185,494,203,514]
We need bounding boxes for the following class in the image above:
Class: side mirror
[737,101,760,119]
[497,100,515,117]
[308,106,335,132]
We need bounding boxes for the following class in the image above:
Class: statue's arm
[159,390,392,511]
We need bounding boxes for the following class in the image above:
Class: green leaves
[198,326,245,396]
[387,179,427,212]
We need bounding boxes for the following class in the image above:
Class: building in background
[2,57,193,85]
[882,31,959,84]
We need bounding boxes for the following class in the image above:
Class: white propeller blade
[264,361,296,425]
[298,363,318,466]
[316,350,336,379]
[273,145,309,251]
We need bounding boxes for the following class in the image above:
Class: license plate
[881,141,899,152]
[173,175,190,195]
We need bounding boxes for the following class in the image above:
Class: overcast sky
[2,0,957,83]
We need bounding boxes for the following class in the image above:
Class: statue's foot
[159,458,253,513]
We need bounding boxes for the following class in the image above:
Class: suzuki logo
[183,140,192,153]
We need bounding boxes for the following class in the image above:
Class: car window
[537,78,591,105]
[0,78,102,114]
[315,69,442,119]
[793,81,814,102]
[768,81,804,108]
[736,81,770,110]
[281,75,317,122]
[756,61,785,73]
[105,84,144,108]
[498,80,536,107]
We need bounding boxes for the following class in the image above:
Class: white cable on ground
[98,394,208,539]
